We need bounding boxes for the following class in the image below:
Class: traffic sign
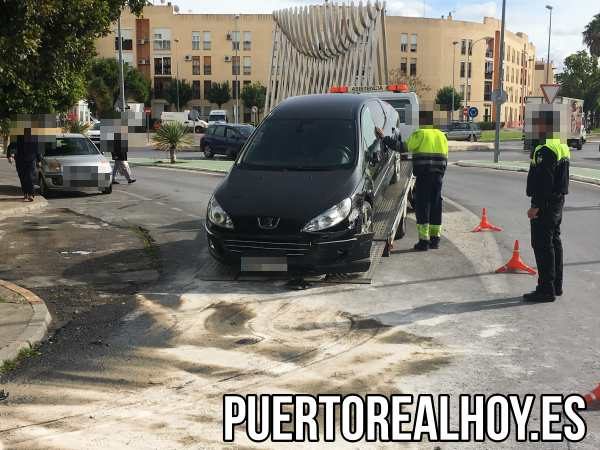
[540,84,560,104]
[491,90,508,104]
[251,106,258,113]
[468,106,479,118]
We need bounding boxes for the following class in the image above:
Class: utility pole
[174,38,180,111]
[451,41,458,122]
[493,0,507,163]
[545,5,553,84]
[234,14,240,123]
[117,14,126,112]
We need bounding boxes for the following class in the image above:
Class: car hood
[44,154,108,166]
[216,166,357,221]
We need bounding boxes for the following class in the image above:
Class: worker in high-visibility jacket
[524,137,570,302]
[406,118,449,251]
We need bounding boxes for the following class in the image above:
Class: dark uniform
[525,138,570,301]
[7,134,42,199]
[406,126,449,250]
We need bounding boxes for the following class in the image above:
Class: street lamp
[117,13,126,112]
[493,0,507,163]
[451,41,458,122]
[234,14,240,123]
[464,36,493,116]
[545,5,553,84]
[174,38,180,112]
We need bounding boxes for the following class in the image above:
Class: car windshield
[237,126,254,137]
[239,118,356,170]
[382,99,410,124]
[44,137,100,157]
[210,115,226,122]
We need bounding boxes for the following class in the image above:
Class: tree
[164,79,193,110]
[556,51,600,126]
[0,0,146,121]
[435,86,463,114]
[86,58,150,116]
[206,82,231,108]
[241,82,267,122]
[152,122,194,163]
[388,70,431,97]
[583,13,600,58]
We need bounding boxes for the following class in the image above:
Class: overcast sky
[153,0,597,71]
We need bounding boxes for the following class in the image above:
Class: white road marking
[117,190,153,201]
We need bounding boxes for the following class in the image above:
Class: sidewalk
[0,280,51,369]
[456,160,600,186]
[0,184,48,220]
[129,157,232,174]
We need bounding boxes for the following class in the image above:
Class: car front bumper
[205,223,374,273]
[43,171,112,190]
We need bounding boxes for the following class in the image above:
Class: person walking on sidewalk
[406,111,449,251]
[111,132,135,185]
[6,130,42,202]
[524,113,570,303]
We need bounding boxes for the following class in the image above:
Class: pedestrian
[405,112,448,251]
[6,130,42,202]
[524,113,570,302]
[110,130,135,185]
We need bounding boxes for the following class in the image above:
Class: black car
[201,123,255,159]
[205,94,406,273]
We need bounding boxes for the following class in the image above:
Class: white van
[208,110,228,124]
[161,110,208,133]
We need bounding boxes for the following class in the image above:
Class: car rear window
[239,118,356,170]
[44,137,100,157]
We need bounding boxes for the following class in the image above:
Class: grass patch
[0,345,41,375]
[132,226,161,272]
[480,130,523,142]
[0,296,5,303]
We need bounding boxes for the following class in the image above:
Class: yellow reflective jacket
[407,128,449,175]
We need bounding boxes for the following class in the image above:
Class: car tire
[195,126,205,134]
[469,134,476,142]
[101,184,112,195]
[577,139,583,150]
[394,214,407,240]
[360,201,374,234]
[204,145,214,159]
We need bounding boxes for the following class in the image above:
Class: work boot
[523,289,556,302]
[413,240,430,251]
[429,236,440,249]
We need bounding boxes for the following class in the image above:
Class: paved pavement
[0,156,599,447]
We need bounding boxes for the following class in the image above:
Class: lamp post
[465,36,492,117]
[451,41,458,122]
[493,0,507,163]
[117,14,126,112]
[545,5,553,84]
[174,38,180,112]
[234,14,240,123]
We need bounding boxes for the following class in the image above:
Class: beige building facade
[532,60,556,97]
[96,4,537,125]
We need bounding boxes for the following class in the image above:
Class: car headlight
[207,197,234,229]
[302,198,352,232]
[45,159,62,173]
[98,161,112,172]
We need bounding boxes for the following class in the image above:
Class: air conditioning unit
[138,59,149,65]
[224,56,232,62]
[226,33,232,41]
[184,55,192,61]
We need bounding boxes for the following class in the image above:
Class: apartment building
[96,4,536,125]
[533,60,556,97]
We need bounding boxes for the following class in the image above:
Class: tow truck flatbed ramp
[197,162,414,285]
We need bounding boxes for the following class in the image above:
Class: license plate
[241,257,288,272]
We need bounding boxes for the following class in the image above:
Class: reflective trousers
[414,172,444,240]
[531,196,564,294]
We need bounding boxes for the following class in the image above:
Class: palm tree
[152,122,194,163]
[584,13,600,58]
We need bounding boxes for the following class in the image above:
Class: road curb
[0,279,52,365]
[0,197,48,221]
[128,162,228,176]
[455,161,600,187]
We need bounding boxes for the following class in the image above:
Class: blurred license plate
[241,257,287,272]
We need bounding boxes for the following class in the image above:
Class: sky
[151,0,598,71]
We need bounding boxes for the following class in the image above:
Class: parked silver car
[439,121,482,141]
[39,134,113,195]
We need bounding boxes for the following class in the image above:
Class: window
[243,80,251,87]
[485,61,493,80]
[226,128,239,138]
[154,78,168,98]
[243,56,251,75]
[400,34,408,52]
[361,108,379,161]
[410,34,417,52]
[203,56,211,75]
[114,29,133,51]
[154,57,171,75]
[410,58,417,76]
[460,62,465,78]
[214,126,226,138]
[467,85,471,102]
[153,29,171,51]
[468,39,473,56]
[243,31,252,51]
[231,30,240,51]
[192,31,200,50]
[461,40,467,55]
[400,57,407,75]
[203,31,211,50]
[192,56,201,75]
[468,62,472,79]
[232,80,240,99]
[204,80,212,98]
[232,56,240,76]
[192,80,201,99]
[459,85,465,98]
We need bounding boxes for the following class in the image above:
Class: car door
[212,125,227,154]
[225,127,242,157]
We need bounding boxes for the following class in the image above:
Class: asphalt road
[0,158,599,448]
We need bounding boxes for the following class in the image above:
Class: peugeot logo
[258,217,280,230]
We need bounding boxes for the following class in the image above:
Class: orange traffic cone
[496,240,537,275]
[472,208,503,232]
[583,383,600,408]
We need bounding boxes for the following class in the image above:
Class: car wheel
[390,155,401,185]
[101,184,112,195]
[395,214,407,240]
[469,134,476,142]
[360,201,374,234]
[204,145,214,159]
[577,139,583,150]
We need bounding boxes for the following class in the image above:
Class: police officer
[406,112,449,251]
[524,113,570,302]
